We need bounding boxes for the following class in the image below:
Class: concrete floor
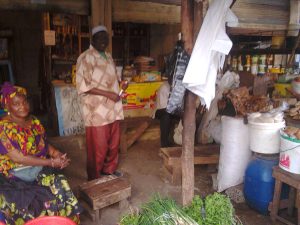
[48,124,285,225]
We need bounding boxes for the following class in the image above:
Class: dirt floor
[48,123,286,225]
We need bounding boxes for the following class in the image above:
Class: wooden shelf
[52,58,76,64]
[0,29,13,37]
[112,22,150,66]
[80,33,90,38]
[230,48,300,55]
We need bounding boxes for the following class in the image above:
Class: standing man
[76,25,127,180]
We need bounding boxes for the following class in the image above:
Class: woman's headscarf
[0,82,27,110]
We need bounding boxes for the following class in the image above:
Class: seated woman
[0,82,82,225]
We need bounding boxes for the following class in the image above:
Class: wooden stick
[287,29,300,67]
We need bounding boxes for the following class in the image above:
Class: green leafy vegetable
[120,212,140,225]
[183,195,204,225]
[139,194,198,225]
[204,193,236,225]
[119,193,243,225]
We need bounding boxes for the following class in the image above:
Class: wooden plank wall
[0,0,89,15]
[0,12,43,112]
[112,0,181,24]
[230,0,289,35]
[150,24,180,69]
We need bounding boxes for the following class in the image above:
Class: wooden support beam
[231,0,289,33]
[288,0,300,36]
[130,0,181,5]
[91,0,102,27]
[0,0,89,15]
[193,0,203,44]
[91,0,113,53]
[181,0,195,206]
[112,0,180,24]
[287,29,300,67]
[182,91,197,205]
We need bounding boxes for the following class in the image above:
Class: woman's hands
[48,145,70,169]
[50,154,70,169]
[7,148,70,169]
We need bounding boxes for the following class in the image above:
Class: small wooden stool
[160,144,220,185]
[269,166,300,225]
[79,175,131,224]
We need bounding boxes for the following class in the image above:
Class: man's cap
[92,25,108,35]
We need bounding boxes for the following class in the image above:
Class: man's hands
[107,92,120,102]
[120,80,129,91]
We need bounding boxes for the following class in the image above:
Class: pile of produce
[120,193,242,225]
[286,101,300,120]
[220,87,273,116]
[281,126,300,139]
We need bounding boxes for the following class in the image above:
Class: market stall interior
[1,0,300,224]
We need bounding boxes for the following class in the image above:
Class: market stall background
[1,0,300,224]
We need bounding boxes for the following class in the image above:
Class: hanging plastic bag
[165,41,190,115]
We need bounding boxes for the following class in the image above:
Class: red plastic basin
[24,216,76,225]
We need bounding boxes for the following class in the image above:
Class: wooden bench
[160,144,220,185]
[79,175,131,224]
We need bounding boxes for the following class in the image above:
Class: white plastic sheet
[183,0,238,109]
[217,116,251,192]
[197,71,239,144]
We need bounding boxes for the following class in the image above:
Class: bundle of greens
[120,211,140,225]
[120,195,198,225]
[203,193,238,225]
[183,195,204,225]
[120,193,242,225]
[184,193,242,225]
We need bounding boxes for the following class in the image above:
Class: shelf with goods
[112,22,150,67]
[43,13,90,81]
[227,52,294,76]
[227,51,300,99]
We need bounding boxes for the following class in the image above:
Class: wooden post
[91,0,112,53]
[287,30,300,67]
[288,0,300,36]
[181,0,196,206]
[181,0,194,55]
[193,0,203,44]
[91,0,102,27]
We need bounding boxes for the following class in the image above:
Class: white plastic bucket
[279,129,300,174]
[248,120,285,154]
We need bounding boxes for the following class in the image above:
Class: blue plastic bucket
[244,154,288,214]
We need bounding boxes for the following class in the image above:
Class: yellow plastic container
[274,83,292,97]
[71,65,76,86]
[269,68,281,73]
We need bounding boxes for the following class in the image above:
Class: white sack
[217,116,251,192]
[173,120,183,145]
[207,117,222,144]
[196,70,239,144]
